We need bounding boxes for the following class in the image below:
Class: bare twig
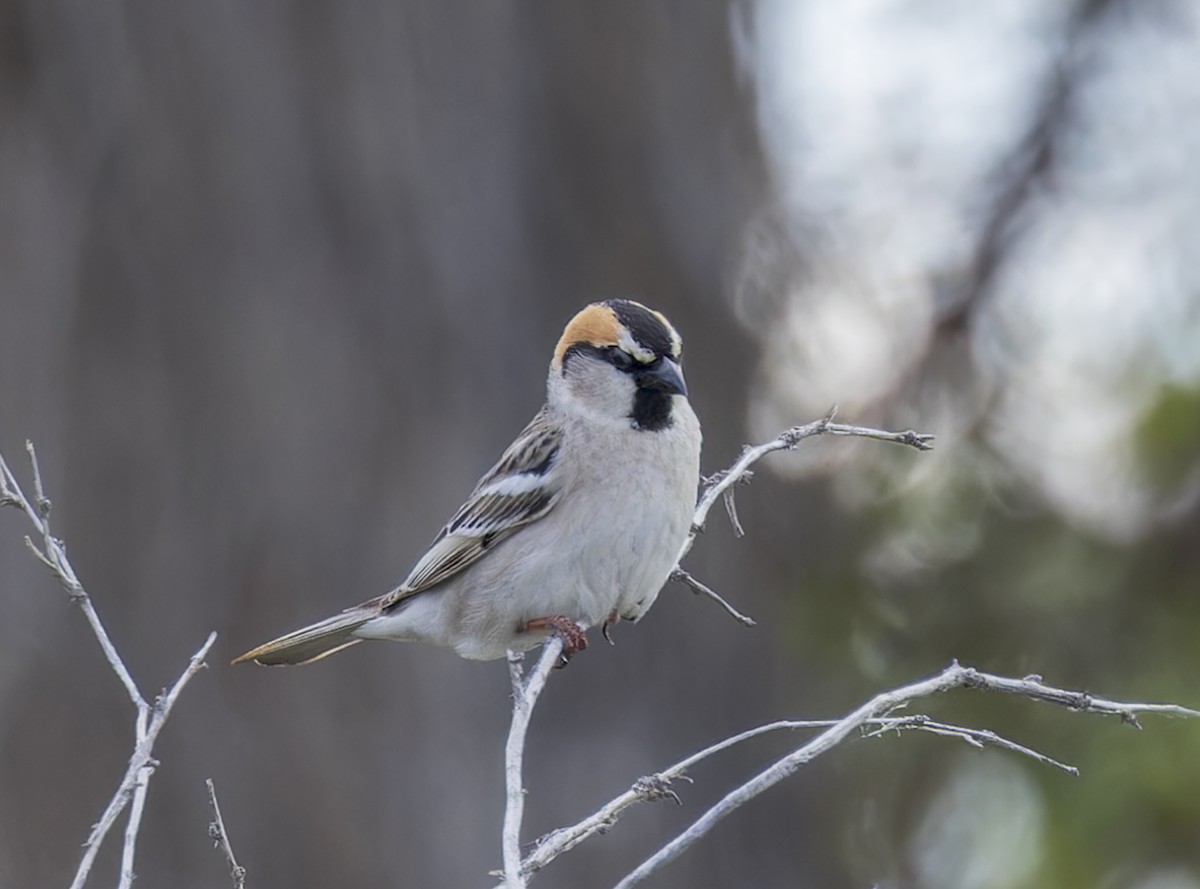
[81,632,216,889]
[684,407,934,558]
[611,663,1198,888]
[860,715,1078,775]
[514,704,1085,882]
[669,569,755,627]
[721,486,745,538]
[672,409,934,624]
[494,414,936,884]
[519,718,828,879]
[119,763,154,889]
[501,637,567,889]
[207,779,248,889]
[0,442,218,889]
[0,444,142,706]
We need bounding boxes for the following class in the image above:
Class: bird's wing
[382,408,564,607]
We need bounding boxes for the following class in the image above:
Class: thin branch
[1,442,218,889]
[119,765,155,889]
[520,718,826,879]
[954,669,1200,727]
[861,715,1078,775]
[491,413,936,884]
[671,409,934,624]
[669,569,755,627]
[0,444,144,708]
[207,779,248,889]
[518,707,1075,881]
[501,638,567,889]
[118,703,153,889]
[72,632,217,889]
[721,486,745,538]
[611,663,1199,889]
[683,407,933,559]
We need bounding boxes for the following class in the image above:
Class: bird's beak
[636,357,687,397]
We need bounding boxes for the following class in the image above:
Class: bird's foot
[602,610,620,645]
[521,615,588,667]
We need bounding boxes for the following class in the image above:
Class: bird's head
[549,299,687,431]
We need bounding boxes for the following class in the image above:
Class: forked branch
[609,664,1198,888]
[0,442,218,889]
[500,639,567,888]
[499,659,1198,888]
[497,414,937,887]
[671,407,934,622]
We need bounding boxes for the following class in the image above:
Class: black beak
[635,357,687,397]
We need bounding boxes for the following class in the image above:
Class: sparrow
[232,299,702,665]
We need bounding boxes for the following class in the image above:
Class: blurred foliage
[1136,382,1200,494]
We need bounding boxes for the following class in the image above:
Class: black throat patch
[631,388,674,431]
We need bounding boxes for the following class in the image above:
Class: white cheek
[552,361,637,423]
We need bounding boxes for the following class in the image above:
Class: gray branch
[669,568,755,627]
[496,413,935,885]
[518,707,1084,881]
[206,779,248,889]
[610,664,1199,889]
[1,443,144,709]
[500,638,568,889]
[670,407,935,623]
[491,412,1196,888]
[0,442,218,889]
[501,661,1200,886]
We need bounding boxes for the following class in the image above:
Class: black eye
[607,347,635,371]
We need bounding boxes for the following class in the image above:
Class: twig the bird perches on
[501,638,567,889]
[503,664,1197,885]
[496,414,936,886]
[0,442,218,889]
[670,407,935,624]
[207,779,248,889]
[493,413,1198,887]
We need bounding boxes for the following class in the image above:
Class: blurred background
[2,1,1198,887]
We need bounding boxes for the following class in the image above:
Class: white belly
[358,399,701,660]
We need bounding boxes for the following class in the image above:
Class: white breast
[361,397,701,661]
[549,396,701,623]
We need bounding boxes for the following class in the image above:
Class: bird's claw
[521,615,588,667]
[601,610,620,645]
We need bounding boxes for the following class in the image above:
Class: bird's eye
[607,348,635,371]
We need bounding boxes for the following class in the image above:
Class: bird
[232,299,702,666]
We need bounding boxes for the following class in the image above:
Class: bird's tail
[231,597,387,666]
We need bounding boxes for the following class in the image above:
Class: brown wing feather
[382,409,563,608]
